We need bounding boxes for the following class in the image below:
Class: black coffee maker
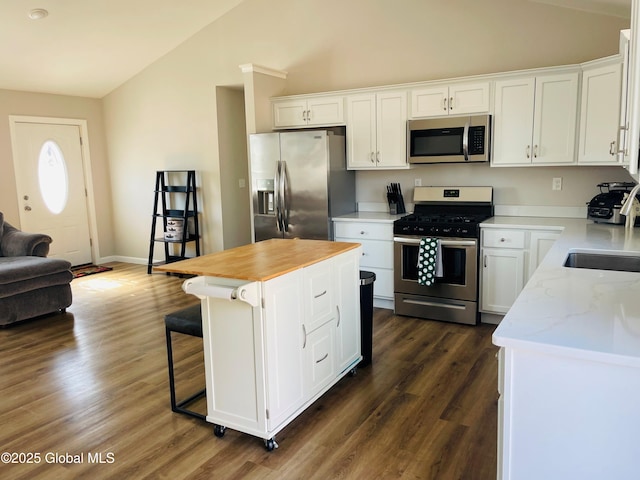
[588,182,638,224]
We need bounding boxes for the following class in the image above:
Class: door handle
[274,161,283,232]
[281,161,289,232]
[302,324,307,349]
[316,353,329,364]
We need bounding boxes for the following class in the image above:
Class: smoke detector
[28,8,49,20]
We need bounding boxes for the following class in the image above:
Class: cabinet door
[410,86,449,117]
[263,270,305,431]
[346,94,377,168]
[527,230,561,281]
[492,78,536,165]
[481,248,525,314]
[449,82,490,114]
[273,99,308,128]
[532,73,579,164]
[334,250,361,373]
[376,91,408,168]
[306,96,345,126]
[578,63,623,164]
[359,238,393,269]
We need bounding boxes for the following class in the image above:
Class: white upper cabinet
[272,96,345,129]
[492,72,579,166]
[410,82,490,118]
[346,91,408,169]
[578,59,624,165]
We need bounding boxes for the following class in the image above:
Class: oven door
[393,236,478,301]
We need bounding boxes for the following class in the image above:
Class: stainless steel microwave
[407,114,491,164]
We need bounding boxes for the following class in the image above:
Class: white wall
[216,86,251,249]
[357,164,635,212]
[0,89,114,257]
[101,0,629,260]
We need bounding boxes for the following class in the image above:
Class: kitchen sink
[564,251,640,273]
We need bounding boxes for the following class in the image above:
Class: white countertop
[333,211,404,223]
[489,216,640,367]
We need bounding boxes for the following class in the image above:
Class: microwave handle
[462,119,470,161]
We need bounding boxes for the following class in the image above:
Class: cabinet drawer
[334,222,392,241]
[304,260,335,332]
[482,229,526,249]
[304,322,335,397]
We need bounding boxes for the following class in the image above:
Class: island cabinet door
[262,269,306,432]
[334,249,361,373]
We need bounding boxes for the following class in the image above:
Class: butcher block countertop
[154,238,361,281]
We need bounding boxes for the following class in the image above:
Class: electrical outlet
[414,178,422,187]
[552,177,562,191]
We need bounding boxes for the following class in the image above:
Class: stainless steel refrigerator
[250,130,355,242]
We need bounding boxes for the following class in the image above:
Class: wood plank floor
[0,262,498,479]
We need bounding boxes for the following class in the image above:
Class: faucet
[620,182,640,228]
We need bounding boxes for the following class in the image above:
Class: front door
[11,121,92,266]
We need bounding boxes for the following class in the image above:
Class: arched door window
[38,140,68,214]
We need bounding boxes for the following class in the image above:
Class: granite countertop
[490,217,640,367]
[154,239,360,281]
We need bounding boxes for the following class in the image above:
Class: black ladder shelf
[147,170,201,274]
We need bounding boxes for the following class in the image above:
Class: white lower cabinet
[203,247,361,446]
[263,269,305,431]
[498,345,640,479]
[528,230,562,277]
[334,219,395,308]
[334,248,361,373]
[481,248,525,314]
[480,226,561,316]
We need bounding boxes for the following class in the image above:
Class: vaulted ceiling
[0,0,630,99]
[0,0,247,98]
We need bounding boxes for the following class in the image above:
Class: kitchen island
[491,218,640,480]
[156,239,362,450]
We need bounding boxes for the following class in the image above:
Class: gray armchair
[0,212,73,326]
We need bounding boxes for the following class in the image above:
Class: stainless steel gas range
[393,186,493,325]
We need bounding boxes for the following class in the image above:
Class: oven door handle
[393,237,477,247]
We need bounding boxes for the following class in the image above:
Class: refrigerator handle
[274,161,283,232]
[281,161,289,232]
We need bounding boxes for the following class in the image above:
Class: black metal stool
[164,304,206,420]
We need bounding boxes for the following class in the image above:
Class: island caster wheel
[264,437,278,451]
[348,366,358,377]
[213,424,226,438]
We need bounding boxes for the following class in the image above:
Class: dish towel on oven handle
[417,237,443,286]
